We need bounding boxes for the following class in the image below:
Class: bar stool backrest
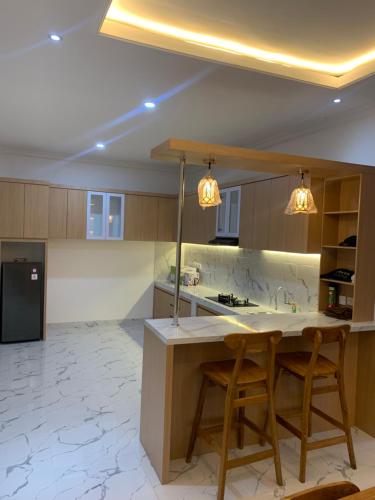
[224,331,282,391]
[301,325,350,377]
[302,324,350,345]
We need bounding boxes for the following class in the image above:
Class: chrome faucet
[274,286,286,311]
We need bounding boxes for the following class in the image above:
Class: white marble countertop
[154,280,276,316]
[146,307,375,346]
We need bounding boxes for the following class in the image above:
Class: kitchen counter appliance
[205,293,258,308]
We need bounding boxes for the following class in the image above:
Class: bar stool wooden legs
[274,325,356,483]
[186,331,283,500]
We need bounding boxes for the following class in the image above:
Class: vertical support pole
[172,156,186,326]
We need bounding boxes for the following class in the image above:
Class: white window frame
[216,186,241,237]
[86,192,125,240]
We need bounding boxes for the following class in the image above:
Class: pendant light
[285,169,317,215]
[198,160,222,209]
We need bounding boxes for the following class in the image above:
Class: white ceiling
[102,0,375,87]
[1,0,375,172]
[106,0,375,63]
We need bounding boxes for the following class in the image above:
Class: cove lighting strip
[105,5,375,77]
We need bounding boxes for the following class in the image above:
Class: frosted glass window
[88,193,104,238]
[108,195,122,239]
[228,189,239,234]
[217,191,227,234]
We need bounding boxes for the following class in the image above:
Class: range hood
[208,237,239,246]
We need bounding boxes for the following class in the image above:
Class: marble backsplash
[154,242,320,313]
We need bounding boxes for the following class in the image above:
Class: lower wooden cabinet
[196,304,219,316]
[153,287,191,319]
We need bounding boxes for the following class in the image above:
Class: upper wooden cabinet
[0,182,25,238]
[0,181,49,239]
[252,180,271,250]
[24,184,49,239]
[239,182,255,249]
[157,197,177,242]
[182,193,216,244]
[49,187,68,239]
[239,176,323,253]
[125,194,177,242]
[125,194,158,241]
[67,189,87,239]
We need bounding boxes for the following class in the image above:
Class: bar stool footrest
[276,414,302,439]
[226,449,275,470]
[307,434,347,451]
[311,405,345,431]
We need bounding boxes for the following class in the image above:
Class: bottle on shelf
[328,286,337,309]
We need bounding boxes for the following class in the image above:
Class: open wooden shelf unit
[319,174,375,322]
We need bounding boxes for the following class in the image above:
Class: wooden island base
[139,326,374,484]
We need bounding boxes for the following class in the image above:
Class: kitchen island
[140,313,375,483]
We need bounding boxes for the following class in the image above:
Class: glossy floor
[0,320,374,500]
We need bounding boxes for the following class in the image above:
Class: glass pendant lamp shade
[285,171,317,215]
[198,162,222,208]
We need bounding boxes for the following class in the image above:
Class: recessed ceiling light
[95,142,106,150]
[49,33,62,42]
[144,101,156,109]
[333,98,342,103]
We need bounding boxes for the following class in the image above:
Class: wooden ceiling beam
[151,138,375,178]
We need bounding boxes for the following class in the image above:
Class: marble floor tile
[1,320,375,500]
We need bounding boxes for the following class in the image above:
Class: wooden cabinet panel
[125,194,158,241]
[0,182,24,238]
[67,189,87,239]
[157,197,177,242]
[153,287,191,319]
[252,180,271,250]
[182,193,216,244]
[24,184,49,239]
[239,176,322,253]
[268,176,289,251]
[285,176,310,253]
[196,305,219,316]
[239,183,255,249]
[49,188,68,239]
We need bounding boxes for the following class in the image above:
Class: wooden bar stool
[274,325,356,483]
[186,331,283,500]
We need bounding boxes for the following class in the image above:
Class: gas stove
[205,293,258,308]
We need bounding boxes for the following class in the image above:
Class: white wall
[0,150,179,194]
[47,240,155,323]
[266,109,375,166]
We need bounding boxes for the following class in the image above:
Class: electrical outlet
[347,296,353,306]
[339,295,346,306]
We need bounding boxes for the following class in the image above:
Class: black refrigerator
[1,262,44,343]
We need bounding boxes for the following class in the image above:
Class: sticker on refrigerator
[31,274,38,280]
